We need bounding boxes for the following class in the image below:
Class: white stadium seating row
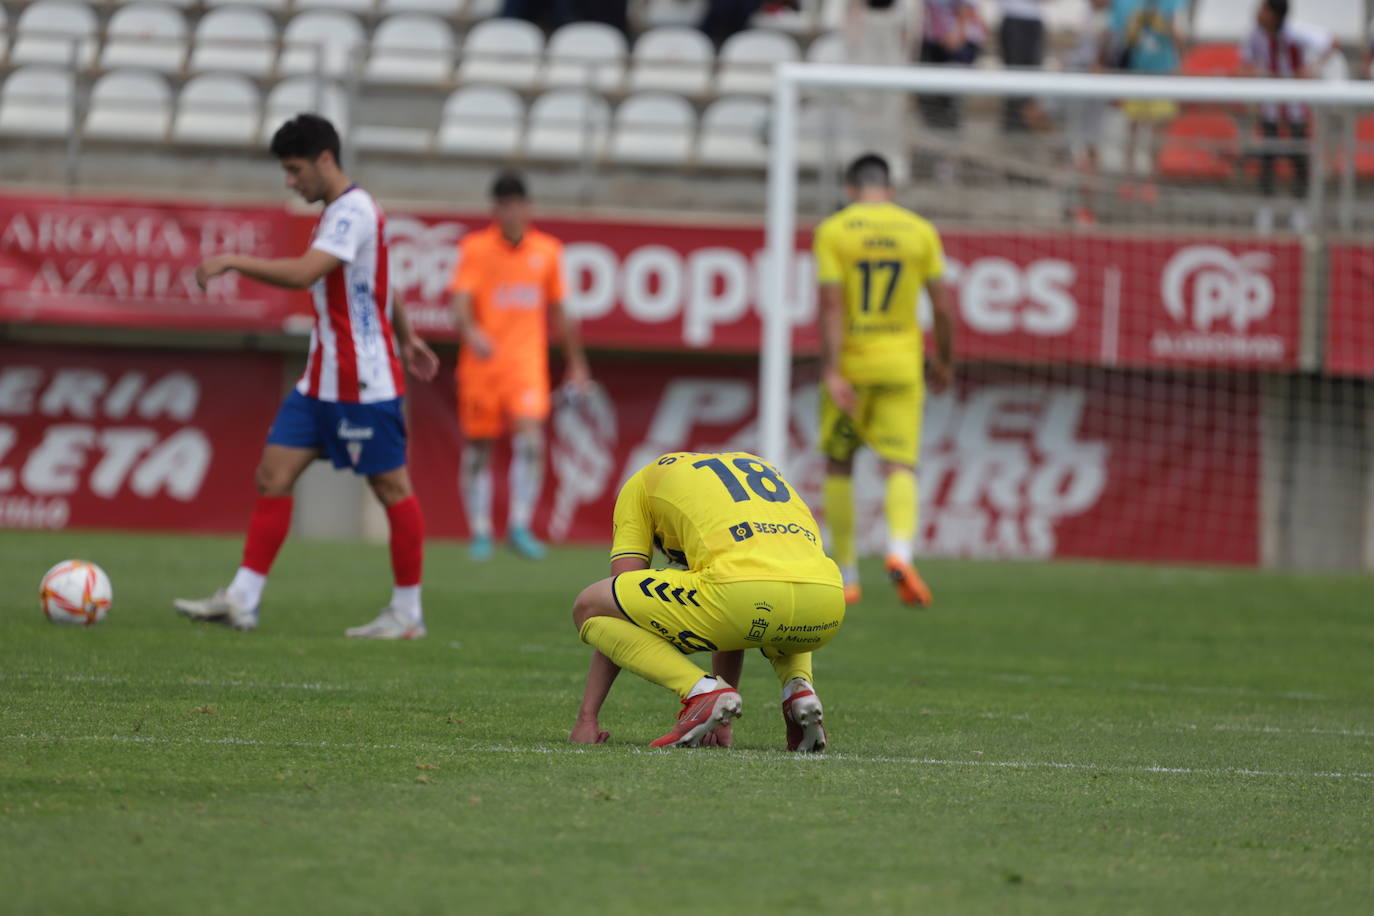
[0,65,834,167]
[0,2,845,90]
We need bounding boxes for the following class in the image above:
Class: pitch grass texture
[2,530,1372,915]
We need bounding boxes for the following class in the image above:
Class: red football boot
[649,687,743,748]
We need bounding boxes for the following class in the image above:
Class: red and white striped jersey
[296,186,405,404]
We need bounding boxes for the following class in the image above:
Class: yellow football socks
[885,469,917,559]
[579,616,703,699]
[764,647,814,688]
[823,474,856,570]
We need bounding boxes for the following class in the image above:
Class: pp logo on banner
[729,521,753,542]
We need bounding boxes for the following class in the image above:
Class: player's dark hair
[269,113,341,163]
[491,171,529,201]
[1263,0,1288,24]
[844,153,891,189]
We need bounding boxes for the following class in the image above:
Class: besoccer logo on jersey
[729,521,753,542]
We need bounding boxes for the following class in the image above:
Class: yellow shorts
[611,568,845,656]
[818,381,923,465]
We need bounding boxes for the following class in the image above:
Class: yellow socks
[884,468,917,561]
[579,616,704,698]
[823,474,856,572]
[764,647,814,688]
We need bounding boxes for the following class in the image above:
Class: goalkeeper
[814,153,955,607]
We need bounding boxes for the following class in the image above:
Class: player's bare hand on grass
[402,339,440,382]
[825,369,858,415]
[195,255,236,290]
[569,718,610,744]
[700,723,733,748]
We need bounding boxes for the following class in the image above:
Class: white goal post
[759,65,1374,471]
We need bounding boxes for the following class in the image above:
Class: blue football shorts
[266,389,407,476]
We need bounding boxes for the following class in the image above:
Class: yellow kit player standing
[568,451,844,750]
[814,153,955,607]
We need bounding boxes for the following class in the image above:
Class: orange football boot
[885,555,933,608]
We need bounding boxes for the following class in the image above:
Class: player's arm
[570,471,653,744]
[550,299,591,390]
[926,277,955,391]
[390,287,439,382]
[814,221,857,414]
[449,290,492,359]
[195,248,340,291]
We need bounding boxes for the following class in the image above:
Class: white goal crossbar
[759,64,1374,468]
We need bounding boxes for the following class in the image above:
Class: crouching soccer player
[568,451,845,750]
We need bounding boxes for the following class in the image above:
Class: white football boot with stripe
[173,589,258,631]
[345,607,426,640]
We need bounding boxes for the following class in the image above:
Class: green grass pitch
[2,529,1372,915]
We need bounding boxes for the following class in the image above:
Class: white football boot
[782,680,827,752]
[345,607,426,640]
[173,589,257,631]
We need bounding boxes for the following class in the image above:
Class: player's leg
[818,385,864,604]
[505,368,552,559]
[344,398,426,640]
[506,416,546,559]
[871,384,932,607]
[174,391,320,630]
[763,582,846,752]
[458,373,501,560]
[572,572,743,748]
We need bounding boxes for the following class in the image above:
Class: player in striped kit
[174,114,438,638]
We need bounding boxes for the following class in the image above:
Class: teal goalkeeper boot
[468,534,493,562]
[507,526,546,560]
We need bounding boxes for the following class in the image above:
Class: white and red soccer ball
[40,560,113,627]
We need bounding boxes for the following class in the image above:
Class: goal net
[759,65,1374,569]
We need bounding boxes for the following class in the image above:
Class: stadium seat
[201,0,286,9]
[295,0,376,13]
[365,15,455,84]
[608,91,695,164]
[1180,43,1241,78]
[697,95,768,167]
[262,78,348,141]
[436,84,523,157]
[189,8,278,77]
[715,29,799,96]
[806,31,845,65]
[1157,112,1239,181]
[173,73,261,144]
[380,0,462,13]
[525,88,609,160]
[0,66,75,137]
[459,18,544,89]
[84,70,172,141]
[627,27,713,96]
[642,0,706,28]
[10,1,98,68]
[280,11,365,79]
[353,123,432,152]
[463,0,503,18]
[101,5,188,74]
[0,8,7,64]
[543,23,627,91]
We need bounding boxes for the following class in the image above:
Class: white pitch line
[2,734,1371,781]
[0,672,352,692]
[1185,723,1374,739]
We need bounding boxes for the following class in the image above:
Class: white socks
[887,538,913,565]
[687,675,727,698]
[227,567,266,615]
[841,563,859,586]
[508,430,544,530]
[460,448,493,538]
[782,677,813,702]
[390,585,422,624]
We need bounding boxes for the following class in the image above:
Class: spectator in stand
[1109,0,1189,202]
[847,0,919,180]
[917,0,984,132]
[501,0,629,34]
[700,0,766,45]
[998,0,1048,131]
[1060,0,1112,224]
[1240,0,1337,232]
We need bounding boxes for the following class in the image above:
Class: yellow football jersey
[812,201,946,386]
[611,451,841,587]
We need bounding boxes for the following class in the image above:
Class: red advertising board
[1326,243,1374,377]
[407,359,1261,566]
[0,191,311,331]
[0,344,284,532]
[0,191,1305,372]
